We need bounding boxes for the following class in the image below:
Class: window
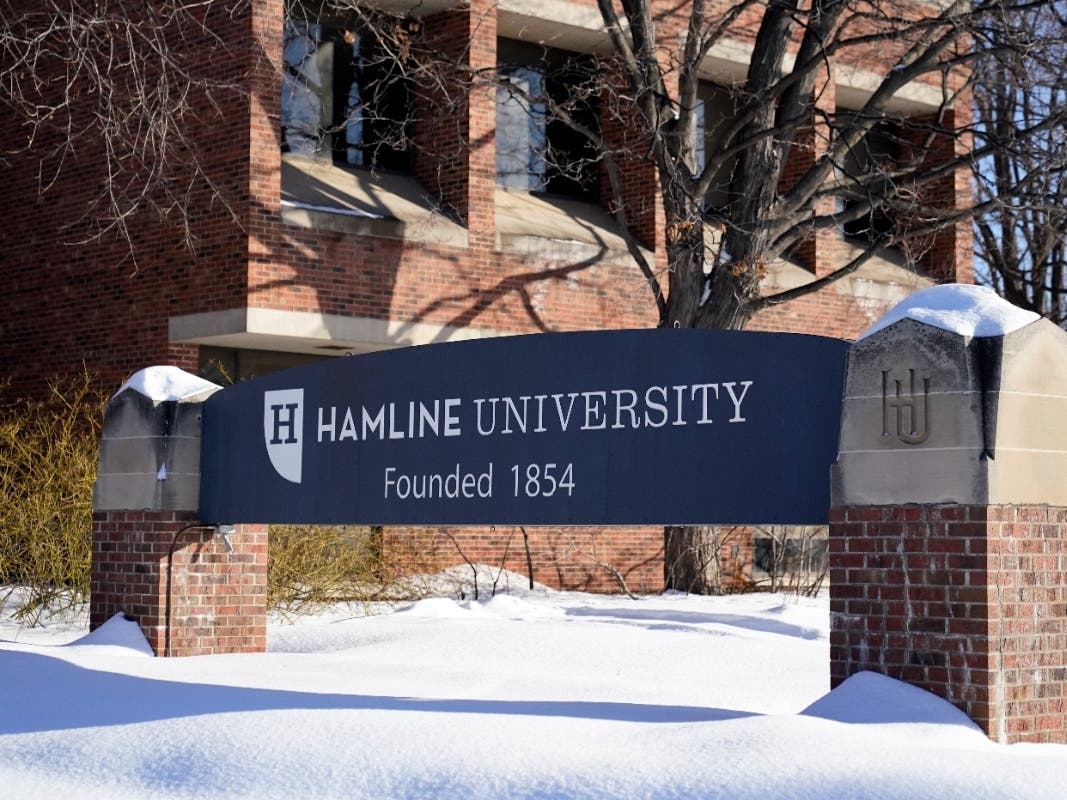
[753,535,828,578]
[839,122,901,241]
[692,82,743,215]
[282,17,410,171]
[199,347,328,384]
[495,40,599,199]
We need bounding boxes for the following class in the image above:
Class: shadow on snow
[0,649,759,735]
[564,606,822,640]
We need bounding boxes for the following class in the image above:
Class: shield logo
[264,389,304,483]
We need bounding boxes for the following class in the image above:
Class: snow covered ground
[2,576,1067,799]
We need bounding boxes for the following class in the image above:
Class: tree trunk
[660,200,756,593]
[664,525,726,594]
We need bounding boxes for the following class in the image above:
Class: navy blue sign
[199,329,848,526]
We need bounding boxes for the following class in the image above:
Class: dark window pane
[282,20,330,158]
[281,17,410,172]
[842,123,900,241]
[753,536,828,575]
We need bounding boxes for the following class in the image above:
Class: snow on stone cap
[115,366,221,404]
[859,283,1040,340]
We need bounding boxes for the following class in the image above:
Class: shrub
[0,374,102,621]
[269,524,407,611]
[0,375,464,621]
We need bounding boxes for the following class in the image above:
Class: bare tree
[663,524,749,595]
[972,1,1067,323]
[582,0,1059,327]
[577,0,1066,592]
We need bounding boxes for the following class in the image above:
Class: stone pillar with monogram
[830,284,1067,743]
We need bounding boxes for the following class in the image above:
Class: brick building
[1,0,972,592]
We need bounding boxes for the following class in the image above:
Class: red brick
[833,503,1067,744]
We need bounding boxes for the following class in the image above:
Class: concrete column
[90,369,267,656]
[830,311,1067,742]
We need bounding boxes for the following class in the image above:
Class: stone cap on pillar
[93,367,221,512]
[831,284,1067,507]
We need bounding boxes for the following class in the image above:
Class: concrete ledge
[281,155,469,248]
[169,307,504,356]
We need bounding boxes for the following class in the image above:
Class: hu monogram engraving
[881,369,930,445]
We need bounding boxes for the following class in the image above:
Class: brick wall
[91,511,267,656]
[4,1,974,600]
[1,3,259,398]
[1,1,976,401]
[830,504,1067,743]
[383,522,763,595]
[412,2,497,235]
[384,525,665,594]
[749,286,897,338]
[245,1,658,349]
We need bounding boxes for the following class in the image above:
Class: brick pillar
[598,64,660,252]
[830,298,1067,742]
[91,513,267,656]
[90,369,267,656]
[830,504,1067,743]
[777,66,835,276]
[413,1,496,245]
[898,107,974,283]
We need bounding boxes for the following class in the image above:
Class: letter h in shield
[264,389,304,483]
